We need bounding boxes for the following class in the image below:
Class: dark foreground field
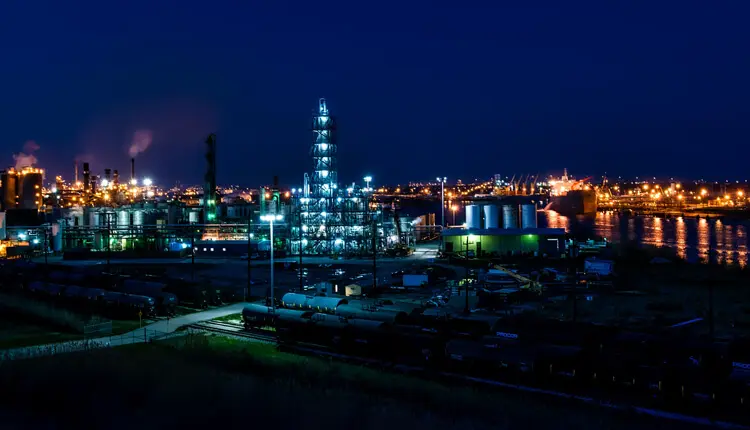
[0,335,715,430]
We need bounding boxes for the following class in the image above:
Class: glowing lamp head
[364,176,372,183]
[260,214,283,222]
[130,179,138,186]
[143,178,153,186]
[101,179,109,188]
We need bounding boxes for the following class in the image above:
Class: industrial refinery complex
[0,99,421,260]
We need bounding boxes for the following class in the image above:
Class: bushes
[0,293,86,333]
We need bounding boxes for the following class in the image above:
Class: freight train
[244,294,750,417]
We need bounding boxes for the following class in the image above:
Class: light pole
[364,176,372,192]
[436,177,447,227]
[261,214,283,312]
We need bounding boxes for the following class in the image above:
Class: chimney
[113,170,119,186]
[74,161,79,185]
[130,158,135,182]
[104,169,112,182]
[83,162,90,192]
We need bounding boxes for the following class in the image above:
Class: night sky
[1,1,748,187]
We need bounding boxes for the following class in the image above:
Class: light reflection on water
[538,211,749,267]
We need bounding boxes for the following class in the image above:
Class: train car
[102,292,155,319]
[335,304,408,324]
[280,293,347,313]
[242,304,312,329]
[118,280,178,316]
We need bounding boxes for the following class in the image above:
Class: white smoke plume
[13,140,40,170]
[128,129,153,158]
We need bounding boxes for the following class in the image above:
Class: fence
[0,329,183,362]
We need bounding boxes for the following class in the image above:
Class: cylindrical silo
[521,204,538,229]
[465,205,480,229]
[133,209,144,226]
[117,210,129,227]
[188,211,199,224]
[502,205,519,229]
[52,222,63,252]
[88,209,100,227]
[483,205,499,229]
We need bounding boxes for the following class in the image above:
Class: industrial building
[441,203,566,257]
[288,99,413,256]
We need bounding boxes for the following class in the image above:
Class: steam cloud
[128,130,153,158]
[13,140,40,170]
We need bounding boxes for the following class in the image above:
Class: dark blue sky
[1,1,748,187]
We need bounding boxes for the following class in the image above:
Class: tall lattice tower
[311,98,336,198]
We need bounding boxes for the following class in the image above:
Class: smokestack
[273,175,279,189]
[130,158,135,182]
[104,169,112,182]
[113,170,119,186]
[74,161,79,185]
[83,162,90,192]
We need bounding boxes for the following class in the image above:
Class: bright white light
[302,239,308,246]
[260,214,283,222]
[334,238,343,245]
[346,188,354,193]
[181,243,188,249]
[249,233,254,239]
[101,179,109,187]
[302,225,309,232]
[321,211,327,217]
[147,190,155,197]
[18,233,26,240]
[390,235,398,242]
[364,176,372,183]
[130,179,138,186]
[291,189,296,194]
[336,197,342,203]
[298,188,303,193]
[320,170,329,178]
[32,239,40,245]
[332,184,337,189]
[320,143,328,151]
[143,178,153,186]
[51,187,57,193]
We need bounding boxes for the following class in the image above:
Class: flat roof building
[441,227,566,258]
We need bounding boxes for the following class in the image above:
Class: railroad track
[186,321,276,343]
[180,323,750,429]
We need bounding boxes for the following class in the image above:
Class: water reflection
[539,211,748,267]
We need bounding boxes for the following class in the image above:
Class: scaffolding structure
[289,98,408,256]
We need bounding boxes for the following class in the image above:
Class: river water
[396,200,749,267]
[541,211,749,267]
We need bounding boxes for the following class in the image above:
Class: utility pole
[372,216,377,292]
[464,234,470,314]
[298,209,303,291]
[106,214,111,273]
[569,243,578,322]
[251,218,253,302]
[190,224,195,281]
[43,225,48,266]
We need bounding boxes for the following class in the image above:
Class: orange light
[265,193,270,199]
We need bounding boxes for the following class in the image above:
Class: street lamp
[436,177,447,227]
[364,176,372,192]
[260,214,283,312]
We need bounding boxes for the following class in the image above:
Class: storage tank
[188,211,200,224]
[465,205,481,229]
[502,205,519,229]
[19,172,43,210]
[521,204,537,229]
[483,205,499,229]
[133,210,144,226]
[117,210,129,227]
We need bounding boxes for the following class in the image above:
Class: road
[0,303,247,361]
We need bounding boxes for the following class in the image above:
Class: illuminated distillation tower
[302,98,339,254]
[311,98,336,198]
